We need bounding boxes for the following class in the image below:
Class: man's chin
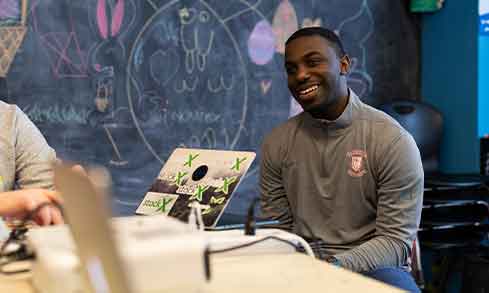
[300,102,317,113]
[303,104,327,118]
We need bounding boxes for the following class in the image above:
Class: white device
[28,217,309,293]
[27,164,312,293]
[28,219,207,293]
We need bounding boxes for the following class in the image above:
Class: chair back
[379,100,443,175]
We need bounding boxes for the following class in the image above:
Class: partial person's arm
[14,106,57,190]
[259,134,294,230]
[334,133,424,272]
[0,189,63,225]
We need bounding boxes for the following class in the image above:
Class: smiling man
[259,27,423,292]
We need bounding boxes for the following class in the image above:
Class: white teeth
[299,85,318,95]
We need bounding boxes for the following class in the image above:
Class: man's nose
[296,66,310,81]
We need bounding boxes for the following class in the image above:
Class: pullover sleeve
[259,133,294,231]
[13,106,57,190]
[334,133,424,272]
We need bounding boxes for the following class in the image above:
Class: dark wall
[2,0,421,216]
[421,0,479,173]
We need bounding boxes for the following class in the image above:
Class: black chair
[379,100,489,291]
[379,100,442,175]
[379,100,487,185]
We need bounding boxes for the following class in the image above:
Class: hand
[70,164,87,176]
[0,189,64,226]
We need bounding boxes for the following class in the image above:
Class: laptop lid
[54,164,133,293]
[135,148,256,228]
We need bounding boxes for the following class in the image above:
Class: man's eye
[286,66,296,74]
[307,59,321,66]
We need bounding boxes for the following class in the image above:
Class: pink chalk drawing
[97,0,125,39]
[96,0,109,39]
[39,32,88,78]
[91,0,129,113]
[272,0,298,54]
[31,0,89,78]
[247,20,275,65]
[0,0,20,20]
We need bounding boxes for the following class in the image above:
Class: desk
[0,254,404,292]
[0,271,32,293]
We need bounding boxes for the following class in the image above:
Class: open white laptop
[52,163,208,293]
[53,164,134,293]
[135,148,256,228]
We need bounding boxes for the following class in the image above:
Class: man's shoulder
[354,98,408,137]
[264,113,304,142]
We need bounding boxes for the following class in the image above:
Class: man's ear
[339,54,351,75]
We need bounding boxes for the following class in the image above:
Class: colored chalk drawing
[7,0,382,210]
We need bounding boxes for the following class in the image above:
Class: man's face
[284,35,349,116]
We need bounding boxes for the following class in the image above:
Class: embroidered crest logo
[347,150,367,177]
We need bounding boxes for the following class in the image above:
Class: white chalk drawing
[174,76,199,93]
[103,125,128,166]
[207,74,235,93]
[149,49,180,85]
[127,0,257,164]
[336,0,374,98]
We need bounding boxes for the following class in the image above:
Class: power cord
[202,198,318,281]
[203,235,311,281]
[0,201,63,275]
[294,216,326,260]
[244,197,260,235]
[248,196,326,260]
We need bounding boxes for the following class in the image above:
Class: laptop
[135,148,256,228]
[54,164,134,293]
[52,163,210,293]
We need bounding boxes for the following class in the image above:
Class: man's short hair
[285,27,346,58]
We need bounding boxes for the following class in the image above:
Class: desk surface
[0,254,404,293]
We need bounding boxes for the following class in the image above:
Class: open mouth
[297,85,319,100]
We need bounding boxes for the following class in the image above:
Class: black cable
[0,201,63,275]
[203,235,303,281]
[203,246,211,281]
[250,196,326,260]
[0,245,35,275]
[208,235,301,255]
[0,227,28,257]
[244,197,260,235]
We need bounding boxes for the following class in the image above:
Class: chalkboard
[3,0,418,217]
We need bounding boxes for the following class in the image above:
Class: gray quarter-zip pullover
[260,90,423,272]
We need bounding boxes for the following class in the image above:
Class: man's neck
[311,88,350,121]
